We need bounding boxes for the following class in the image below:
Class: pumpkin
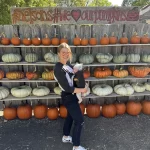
[59,105,67,118]
[34,104,47,119]
[60,35,68,44]
[17,104,32,119]
[102,104,117,118]
[132,83,145,93]
[141,54,150,63]
[0,70,4,79]
[94,67,112,78]
[83,69,90,79]
[141,34,149,44]
[44,51,59,63]
[144,82,150,91]
[126,101,142,116]
[47,107,59,120]
[80,103,85,115]
[114,84,134,96]
[3,107,17,120]
[22,34,32,46]
[89,37,97,45]
[119,33,128,44]
[128,66,150,78]
[109,32,118,44]
[11,86,32,98]
[32,86,50,96]
[79,53,94,64]
[42,34,51,45]
[96,53,113,63]
[130,32,140,44]
[73,34,81,46]
[113,54,126,63]
[32,36,41,46]
[26,70,41,80]
[11,34,21,45]
[81,37,88,46]
[92,84,113,96]
[100,34,109,45]
[2,53,22,63]
[1,33,10,45]
[127,54,140,63]
[113,68,128,78]
[54,86,62,95]
[42,69,54,80]
[0,86,9,99]
[115,103,126,115]
[51,34,60,45]
[6,71,24,79]
[141,100,150,115]
[86,104,100,118]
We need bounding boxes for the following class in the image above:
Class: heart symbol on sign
[71,9,81,22]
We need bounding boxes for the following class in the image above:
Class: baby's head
[73,63,83,73]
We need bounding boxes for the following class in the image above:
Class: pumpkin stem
[111,32,115,37]
[104,34,108,37]
[45,34,48,38]
[45,68,49,72]
[33,66,37,72]
[133,32,138,36]
[1,32,6,38]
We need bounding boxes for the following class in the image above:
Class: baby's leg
[76,93,83,104]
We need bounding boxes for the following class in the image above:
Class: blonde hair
[57,43,72,63]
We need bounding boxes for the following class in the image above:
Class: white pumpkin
[11,86,32,98]
[127,54,140,63]
[141,54,150,63]
[44,52,59,63]
[144,82,150,91]
[32,86,50,96]
[92,84,113,96]
[25,53,38,62]
[114,84,134,96]
[79,54,94,64]
[0,86,9,99]
[2,53,22,63]
[96,53,113,63]
[132,83,145,93]
[54,86,62,95]
[113,54,126,63]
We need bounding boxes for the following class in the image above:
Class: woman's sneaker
[72,146,87,150]
[62,135,72,143]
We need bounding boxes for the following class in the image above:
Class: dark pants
[61,91,84,146]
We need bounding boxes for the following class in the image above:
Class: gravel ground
[0,114,150,150]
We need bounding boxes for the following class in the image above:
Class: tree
[132,0,150,7]
[89,0,112,6]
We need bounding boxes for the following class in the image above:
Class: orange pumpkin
[140,34,149,44]
[42,69,54,80]
[89,37,97,45]
[26,71,41,80]
[119,33,128,44]
[102,104,117,118]
[3,107,17,120]
[42,34,51,45]
[17,104,32,120]
[34,104,47,119]
[0,70,4,79]
[32,36,41,46]
[83,69,90,79]
[113,69,128,78]
[59,105,67,118]
[128,66,150,78]
[11,34,21,46]
[22,38,32,46]
[51,34,60,45]
[100,34,109,45]
[130,32,140,44]
[86,104,100,118]
[126,101,142,116]
[109,32,117,44]
[1,33,10,45]
[94,67,112,78]
[60,35,68,44]
[73,34,81,46]
[115,103,126,115]
[6,71,24,79]
[47,107,59,120]
[81,37,88,46]
[141,100,150,115]
[80,103,85,115]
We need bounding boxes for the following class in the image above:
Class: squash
[100,34,109,45]
[132,83,145,93]
[0,86,9,99]
[79,103,85,115]
[26,69,41,80]
[47,107,59,120]
[130,32,140,44]
[81,37,88,46]
[113,68,128,78]
[3,107,17,120]
[141,54,150,63]
[42,69,54,80]
[109,32,118,44]
[25,53,38,63]
[141,34,149,44]
[0,70,4,80]
[94,67,112,78]
[2,53,22,63]
[73,34,81,46]
[54,86,62,95]
[59,105,67,118]
[142,100,150,115]
[51,34,60,45]
[32,36,41,46]
[127,54,140,63]
[96,53,113,63]
[86,104,100,118]
[6,71,24,79]
[79,53,94,64]
[114,84,134,96]
[113,54,126,63]
[144,82,150,91]
[92,84,113,96]
[60,35,68,44]
[115,103,126,115]
[83,69,90,79]
[11,86,32,98]
[119,33,128,44]
[42,34,51,45]
[11,34,21,45]
[32,86,50,96]
[44,51,59,63]
[1,33,10,45]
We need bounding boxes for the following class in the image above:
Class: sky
[109,0,124,6]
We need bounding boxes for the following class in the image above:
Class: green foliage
[132,0,150,7]
[89,0,112,6]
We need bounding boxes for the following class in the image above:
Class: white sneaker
[62,135,72,143]
[72,146,87,150]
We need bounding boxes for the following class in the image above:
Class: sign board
[10,7,140,25]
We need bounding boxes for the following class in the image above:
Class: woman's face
[58,48,71,62]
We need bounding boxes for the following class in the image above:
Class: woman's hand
[81,87,88,93]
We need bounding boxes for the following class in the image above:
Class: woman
[54,43,87,150]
